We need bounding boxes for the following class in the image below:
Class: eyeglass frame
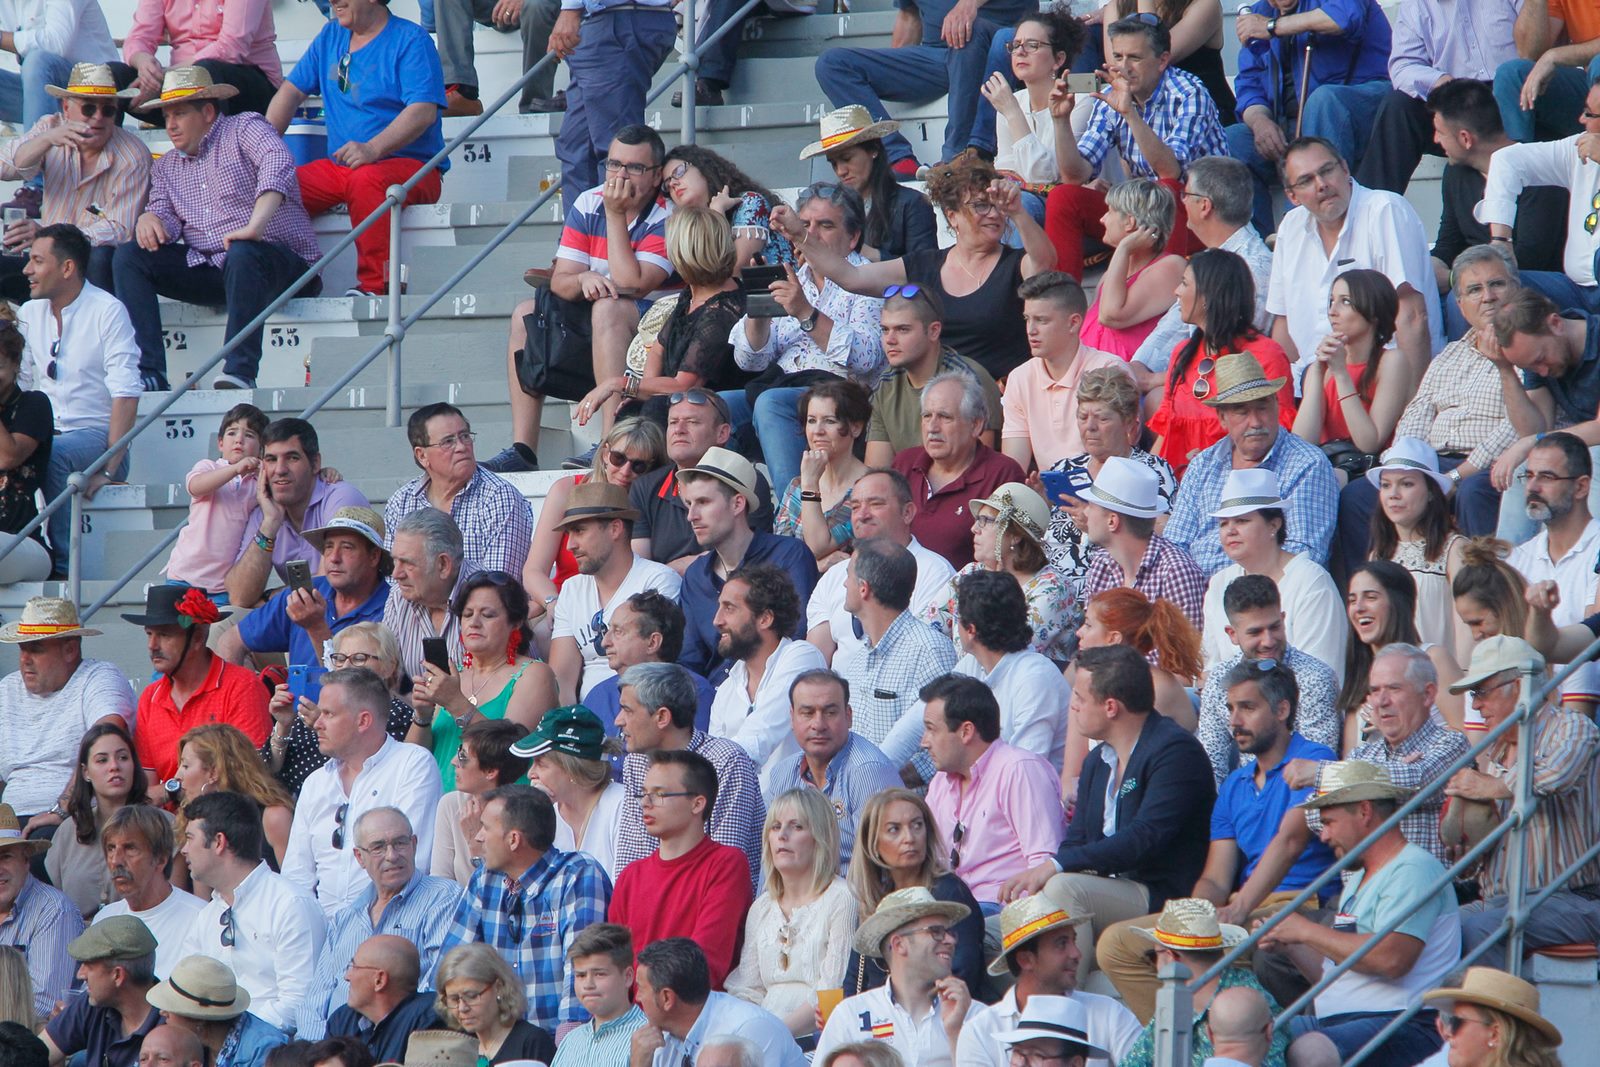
[424,429,477,451]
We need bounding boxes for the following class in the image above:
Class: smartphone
[422,637,451,674]
[2,208,24,226]
[1065,73,1101,95]
[741,264,789,319]
[285,559,313,593]
[1040,467,1094,506]
[288,663,325,705]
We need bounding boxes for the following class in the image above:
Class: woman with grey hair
[1079,178,1186,359]
[435,943,554,1065]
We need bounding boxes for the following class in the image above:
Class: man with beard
[94,806,205,979]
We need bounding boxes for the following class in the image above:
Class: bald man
[324,935,440,1062]
[137,1027,204,1067]
[1204,986,1274,1067]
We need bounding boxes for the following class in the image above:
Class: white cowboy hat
[1364,437,1453,496]
[1132,898,1249,954]
[1081,455,1167,519]
[799,105,901,161]
[1209,468,1285,519]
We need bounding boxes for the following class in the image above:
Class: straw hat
[142,66,240,109]
[146,956,250,1020]
[852,886,971,959]
[798,105,901,161]
[0,804,51,856]
[46,63,137,101]
[1132,898,1248,953]
[552,481,640,531]
[303,505,391,568]
[1298,760,1414,810]
[1201,352,1286,408]
[0,596,103,643]
[1448,634,1543,695]
[1424,967,1561,1046]
[994,995,1111,1059]
[1209,468,1285,520]
[680,446,758,504]
[969,482,1050,553]
[377,1031,479,1067]
[1081,455,1167,519]
[1364,437,1453,496]
[986,894,1090,977]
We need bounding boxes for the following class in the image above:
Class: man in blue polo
[41,917,161,1067]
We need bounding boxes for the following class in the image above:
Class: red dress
[1319,359,1372,444]
[1148,333,1297,477]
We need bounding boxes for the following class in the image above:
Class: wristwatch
[798,308,820,333]
[1447,468,1462,486]
[1265,15,1279,36]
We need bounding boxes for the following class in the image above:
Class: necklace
[465,663,508,707]
[951,248,995,284]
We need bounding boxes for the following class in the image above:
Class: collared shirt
[216,1013,287,1067]
[280,736,445,917]
[1234,0,1389,120]
[708,637,828,767]
[0,116,149,246]
[955,986,1141,1067]
[45,992,159,1067]
[1481,135,1600,286]
[816,982,981,1067]
[551,554,682,701]
[1165,430,1340,575]
[0,876,83,1018]
[925,740,1065,904]
[0,0,116,60]
[384,466,532,577]
[0,658,133,815]
[1000,347,1130,470]
[123,0,282,83]
[1077,67,1228,180]
[1043,449,1177,596]
[1215,734,1338,892]
[550,1004,647,1067]
[656,992,806,1067]
[615,731,765,888]
[325,991,439,1063]
[1510,518,1600,700]
[732,252,887,385]
[237,477,373,582]
[1197,647,1342,786]
[1313,719,1473,863]
[867,349,1004,454]
[834,608,959,771]
[1389,0,1519,98]
[678,531,819,681]
[554,186,670,276]
[237,575,391,669]
[765,732,900,872]
[952,650,1069,771]
[296,871,463,1039]
[1133,226,1274,373]
[1120,967,1290,1067]
[1394,335,1518,468]
[146,113,319,270]
[1516,312,1600,427]
[893,444,1027,570]
[382,560,481,679]
[15,282,140,432]
[441,848,612,1032]
[183,863,328,1032]
[1084,535,1207,630]
[133,653,272,780]
[810,537,955,661]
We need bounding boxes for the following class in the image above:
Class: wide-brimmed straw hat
[1364,436,1454,496]
[1201,352,1286,408]
[1081,455,1167,519]
[146,956,250,1020]
[1209,468,1284,520]
[552,481,640,531]
[1424,967,1561,1046]
[1298,760,1414,810]
[46,63,137,101]
[303,505,392,569]
[0,805,50,856]
[852,886,971,959]
[1133,898,1248,953]
[0,596,102,643]
[969,482,1050,552]
[376,1031,478,1067]
[986,894,1091,977]
[142,66,240,109]
[994,995,1111,1059]
[799,105,901,160]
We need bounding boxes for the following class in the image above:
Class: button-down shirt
[1076,66,1228,180]
[893,444,1027,570]
[134,652,272,781]
[550,1004,647,1067]
[656,992,806,1067]
[1197,647,1342,785]
[732,252,887,385]
[835,609,959,773]
[0,0,115,60]
[816,982,981,1067]
[0,116,149,246]
[955,986,1142,1067]
[45,992,159,1067]
[1235,0,1390,119]
[1165,429,1340,575]
[382,561,480,679]
[1000,347,1130,470]
[146,113,319,270]
[1084,534,1207,630]
[1389,0,1519,99]
[809,537,955,661]
[184,863,328,1032]
[1482,135,1600,287]
[16,282,140,432]
[123,0,282,83]
[925,740,1065,904]
[280,736,445,917]
[237,476,372,583]
[384,466,533,578]
[1133,226,1274,373]
[1509,518,1600,701]
[708,637,828,768]
[0,876,83,1018]
[952,650,1069,771]
[1312,719,1472,863]
[1394,336,1518,469]
[237,575,391,669]
[296,870,463,1039]
[765,732,901,872]
[441,848,612,1032]
[678,531,819,681]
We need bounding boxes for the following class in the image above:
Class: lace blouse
[725,878,859,1027]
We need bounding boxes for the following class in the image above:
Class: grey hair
[1221,659,1300,732]
[620,661,698,729]
[1106,177,1176,246]
[1451,243,1520,296]
[394,507,464,565]
[700,1037,763,1067]
[796,181,866,238]
[352,805,413,843]
[1185,157,1253,228]
[922,370,988,428]
[1373,642,1438,691]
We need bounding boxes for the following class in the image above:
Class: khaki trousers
[1042,872,1152,986]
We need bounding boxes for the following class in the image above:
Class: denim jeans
[719,385,808,496]
[0,50,72,190]
[45,427,130,575]
[1493,56,1600,144]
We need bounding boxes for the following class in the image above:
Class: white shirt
[551,780,628,881]
[809,537,956,661]
[1266,181,1444,390]
[0,0,116,62]
[1480,133,1600,287]
[816,982,982,1067]
[183,862,327,1032]
[654,991,806,1067]
[955,987,1142,1067]
[994,90,1059,184]
[16,283,141,432]
[709,637,828,768]
[1509,518,1600,699]
[280,735,443,918]
[0,658,134,815]
[952,650,1069,772]
[1200,554,1348,683]
[551,555,682,700]
[95,887,206,979]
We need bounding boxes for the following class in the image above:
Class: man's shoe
[890,157,920,181]
[562,443,598,470]
[211,373,256,389]
[670,80,725,108]
[2,186,42,219]
[523,90,567,113]
[140,374,170,392]
[482,443,540,474]
[443,88,484,118]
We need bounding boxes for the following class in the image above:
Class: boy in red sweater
[607,749,753,988]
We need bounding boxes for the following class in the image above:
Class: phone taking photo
[285,559,313,593]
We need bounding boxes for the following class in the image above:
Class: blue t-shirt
[1212,733,1338,897]
[1522,312,1600,426]
[236,575,391,667]
[287,14,448,170]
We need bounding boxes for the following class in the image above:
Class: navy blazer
[1057,711,1216,911]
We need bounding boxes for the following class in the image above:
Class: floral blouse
[1044,448,1178,602]
[732,191,797,268]
[774,478,855,551]
[921,561,1078,663]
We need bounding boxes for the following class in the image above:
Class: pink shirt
[123,0,282,85]
[164,458,257,594]
[925,740,1066,904]
[1000,347,1132,471]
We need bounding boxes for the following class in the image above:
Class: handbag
[1321,439,1376,478]
[513,287,594,402]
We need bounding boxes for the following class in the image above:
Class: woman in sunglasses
[0,321,52,581]
[1147,248,1294,478]
[1422,968,1562,1067]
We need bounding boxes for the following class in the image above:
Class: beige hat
[146,956,250,1020]
[376,1031,478,1067]
[1448,635,1543,695]
[1424,967,1561,1046]
[680,446,759,504]
[799,105,901,161]
[986,893,1090,977]
[0,596,103,643]
[0,804,51,856]
[302,505,392,568]
[1133,898,1248,953]
[1298,760,1415,810]
[969,482,1050,553]
[142,66,240,109]
[1201,352,1286,409]
[852,886,971,960]
[46,62,137,101]
[552,481,640,531]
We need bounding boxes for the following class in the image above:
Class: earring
[463,651,474,669]
[506,633,518,665]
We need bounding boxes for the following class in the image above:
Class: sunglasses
[74,101,117,118]
[883,283,924,299]
[589,609,609,658]
[46,339,59,381]
[1588,189,1600,235]
[332,802,349,850]
[1190,357,1216,400]
[606,449,652,475]
[219,906,236,948]
[669,390,731,421]
[950,821,965,868]
[336,53,352,94]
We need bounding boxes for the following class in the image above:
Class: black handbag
[1321,439,1377,478]
[513,287,595,402]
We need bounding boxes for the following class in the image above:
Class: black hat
[120,584,231,628]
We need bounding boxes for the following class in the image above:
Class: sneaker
[443,87,483,118]
[345,286,379,297]
[562,443,598,470]
[890,157,920,181]
[482,443,540,473]
[212,372,256,389]
[2,186,42,219]
[670,80,725,108]
[140,373,170,392]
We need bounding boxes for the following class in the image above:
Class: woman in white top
[432,719,533,886]
[521,706,626,880]
[1367,439,1470,666]
[982,9,1086,189]
[727,787,858,1038]
[1199,468,1346,680]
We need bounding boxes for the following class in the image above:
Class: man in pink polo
[122,0,281,116]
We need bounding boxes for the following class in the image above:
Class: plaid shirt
[835,610,958,778]
[384,466,533,577]
[146,113,321,269]
[1076,66,1229,180]
[441,848,611,1032]
[1084,535,1207,630]
[1394,336,1519,469]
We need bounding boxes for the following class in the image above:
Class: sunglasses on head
[669,390,731,421]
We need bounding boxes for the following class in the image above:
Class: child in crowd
[163,404,268,601]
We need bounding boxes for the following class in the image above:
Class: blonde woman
[1423,968,1563,1067]
[435,943,555,1065]
[173,724,294,885]
[820,1045,905,1067]
[518,706,626,880]
[727,788,858,1037]
[0,946,36,1030]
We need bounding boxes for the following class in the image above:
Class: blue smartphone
[288,664,326,706]
[1040,468,1093,506]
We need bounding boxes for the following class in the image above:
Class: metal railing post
[1153,959,1193,1067]
[66,475,83,606]
[1502,658,1541,975]
[385,185,406,428]
[681,0,698,145]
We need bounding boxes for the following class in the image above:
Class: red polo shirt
[132,654,272,781]
[893,443,1026,570]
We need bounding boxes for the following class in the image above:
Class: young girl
[164,404,266,601]
[1367,439,1470,666]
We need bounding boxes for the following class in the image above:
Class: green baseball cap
[511,705,606,760]
[69,916,158,961]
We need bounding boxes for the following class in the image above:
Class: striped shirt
[384,467,533,578]
[1394,336,1519,469]
[0,876,84,1018]
[0,116,150,247]
[1477,704,1600,896]
[549,1004,647,1067]
[382,562,481,679]
[553,187,670,277]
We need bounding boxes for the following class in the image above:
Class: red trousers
[297,156,443,294]
[1044,177,1201,281]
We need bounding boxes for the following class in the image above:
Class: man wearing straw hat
[0,802,83,1018]
[146,956,288,1066]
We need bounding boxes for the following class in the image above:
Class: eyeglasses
[1004,38,1051,54]
[46,339,59,381]
[964,200,1001,217]
[665,161,691,183]
[883,283,924,300]
[899,924,955,942]
[950,821,965,868]
[604,158,655,177]
[1586,190,1600,235]
[606,449,653,475]
[972,514,998,531]
[589,609,610,658]
[632,790,696,807]
[426,430,476,451]
[332,802,349,850]
[345,961,382,974]
[336,53,351,94]
[219,906,236,948]
[328,651,380,668]
[1190,357,1217,400]
[1467,676,1518,701]
[357,836,414,856]
[75,101,116,118]
[1286,160,1345,195]
[1517,469,1581,485]
[442,984,494,1010]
